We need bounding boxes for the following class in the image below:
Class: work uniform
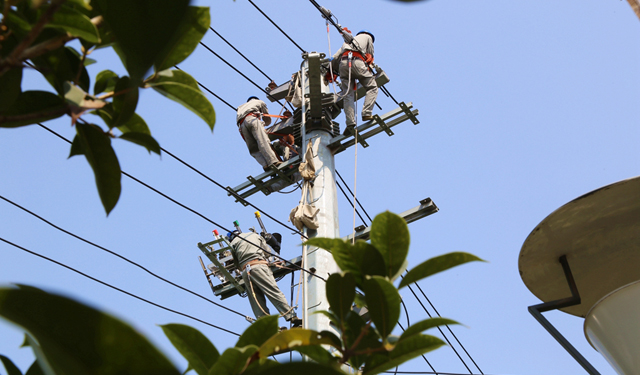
[230,232,296,321]
[332,33,378,127]
[236,99,279,170]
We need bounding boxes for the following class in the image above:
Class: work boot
[342,125,355,136]
[291,317,303,328]
[362,115,374,122]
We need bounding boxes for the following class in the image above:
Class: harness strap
[242,259,268,271]
[342,50,365,61]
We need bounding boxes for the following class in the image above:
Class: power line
[412,280,484,375]
[174,65,236,111]
[198,41,287,108]
[334,164,482,374]
[247,0,306,54]
[0,194,251,320]
[397,321,437,374]
[37,124,323,282]
[0,237,241,337]
[403,279,474,374]
[158,146,307,239]
[335,169,373,223]
[335,178,368,227]
[209,27,273,82]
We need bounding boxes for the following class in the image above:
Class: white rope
[326,21,338,94]
[351,93,359,244]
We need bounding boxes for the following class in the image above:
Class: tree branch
[0,0,67,76]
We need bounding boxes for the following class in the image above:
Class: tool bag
[289,140,319,230]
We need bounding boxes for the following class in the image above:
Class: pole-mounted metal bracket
[528,255,601,375]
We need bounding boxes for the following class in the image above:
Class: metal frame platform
[227,101,420,203]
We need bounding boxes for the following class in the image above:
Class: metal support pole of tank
[528,255,601,375]
[300,52,341,339]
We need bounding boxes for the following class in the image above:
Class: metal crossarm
[228,102,419,201]
[328,102,419,154]
[343,198,438,242]
[228,155,301,202]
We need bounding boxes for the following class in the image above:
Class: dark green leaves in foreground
[69,123,121,215]
[399,252,485,289]
[147,69,216,130]
[0,285,179,375]
[161,324,219,375]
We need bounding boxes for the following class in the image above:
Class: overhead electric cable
[197,42,287,107]
[397,321,437,374]
[159,146,307,239]
[411,280,484,374]
[37,124,323,282]
[175,66,236,111]
[335,179,367,227]
[334,162,482,374]
[336,169,372,223]
[246,0,306,53]
[403,279,473,374]
[209,27,273,82]
[0,194,250,320]
[0,237,241,336]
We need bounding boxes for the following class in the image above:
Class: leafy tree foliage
[0,0,215,214]
[0,212,483,374]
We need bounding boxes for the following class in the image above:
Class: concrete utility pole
[300,52,341,336]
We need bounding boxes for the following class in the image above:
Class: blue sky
[1,0,639,374]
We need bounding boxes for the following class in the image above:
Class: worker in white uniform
[236,96,282,171]
[331,30,378,135]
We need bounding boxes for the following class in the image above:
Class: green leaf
[0,285,180,375]
[68,135,85,157]
[398,252,485,289]
[119,132,160,155]
[312,310,341,329]
[370,212,410,280]
[112,76,139,127]
[343,312,382,369]
[155,6,210,71]
[399,318,459,341]
[362,276,401,339]
[31,42,90,94]
[256,329,340,358]
[293,346,340,366]
[116,113,150,134]
[207,346,257,375]
[236,315,278,349]
[25,361,45,375]
[305,238,384,284]
[0,66,23,112]
[0,355,23,375]
[326,272,356,322]
[0,91,67,128]
[46,4,99,43]
[3,10,32,37]
[147,69,215,130]
[161,324,219,375]
[94,70,119,95]
[73,123,121,215]
[92,0,190,81]
[249,362,346,375]
[363,334,445,375]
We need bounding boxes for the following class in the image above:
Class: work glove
[364,53,374,65]
[324,70,338,83]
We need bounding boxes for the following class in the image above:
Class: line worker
[228,230,302,326]
[236,96,282,171]
[331,29,378,135]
